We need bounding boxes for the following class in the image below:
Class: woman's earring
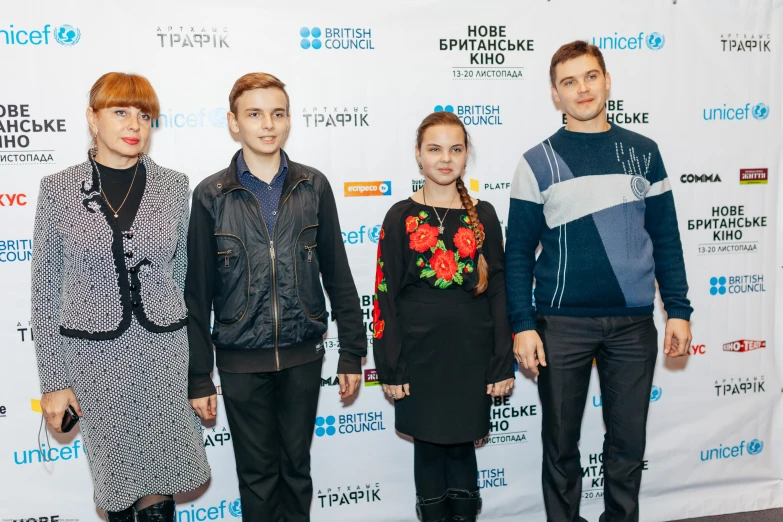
[93,131,98,139]
[418,163,423,170]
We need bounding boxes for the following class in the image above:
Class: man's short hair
[550,40,607,86]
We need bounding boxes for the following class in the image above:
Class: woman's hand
[382,383,410,400]
[486,378,515,398]
[41,388,82,433]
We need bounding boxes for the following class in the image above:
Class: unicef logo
[209,108,228,128]
[228,498,242,517]
[368,225,382,243]
[315,415,336,436]
[710,276,727,296]
[54,24,81,46]
[752,103,770,120]
[300,27,322,49]
[646,32,665,50]
[434,105,455,113]
[650,385,662,402]
[630,175,650,199]
[748,439,764,456]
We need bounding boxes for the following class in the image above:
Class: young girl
[373,111,515,521]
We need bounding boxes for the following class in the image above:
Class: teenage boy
[505,41,693,522]
[186,72,366,521]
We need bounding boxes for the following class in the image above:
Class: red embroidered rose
[380,227,385,240]
[453,227,477,259]
[375,261,384,290]
[405,216,419,233]
[431,248,459,281]
[409,223,439,252]
[373,319,385,339]
[373,299,381,323]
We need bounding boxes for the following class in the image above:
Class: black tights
[414,439,478,500]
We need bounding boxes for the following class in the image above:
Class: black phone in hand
[61,405,79,432]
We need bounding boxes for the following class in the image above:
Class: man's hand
[41,388,82,433]
[338,374,361,399]
[190,395,217,420]
[381,383,410,400]
[663,318,692,357]
[513,330,547,376]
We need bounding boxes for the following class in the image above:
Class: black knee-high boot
[448,489,481,522]
[104,506,135,522]
[135,499,175,522]
[416,491,450,522]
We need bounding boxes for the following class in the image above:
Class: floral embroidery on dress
[373,227,387,339]
[408,211,476,289]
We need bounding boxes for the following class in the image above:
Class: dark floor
[672,509,783,522]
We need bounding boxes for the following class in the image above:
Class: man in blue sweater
[506,41,693,522]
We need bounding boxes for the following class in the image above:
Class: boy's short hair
[229,73,290,114]
[550,40,606,86]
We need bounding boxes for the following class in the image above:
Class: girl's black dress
[373,198,514,444]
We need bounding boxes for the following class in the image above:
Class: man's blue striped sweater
[506,124,693,333]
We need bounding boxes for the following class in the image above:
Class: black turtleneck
[94,160,147,231]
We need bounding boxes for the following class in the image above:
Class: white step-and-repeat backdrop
[1,0,782,520]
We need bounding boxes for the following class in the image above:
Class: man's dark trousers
[537,315,658,522]
[220,357,323,522]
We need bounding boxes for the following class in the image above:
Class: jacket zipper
[217,249,232,268]
[225,178,306,371]
[303,243,317,263]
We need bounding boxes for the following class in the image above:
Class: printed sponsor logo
[203,426,232,448]
[343,181,391,197]
[715,376,765,397]
[0,104,67,166]
[722,339,766,353]
[364,368,380,386]
[700,439,763,461]
[703,102,769,121]
[314,412,386,437]
[721,33,771,52]
[688,205,766,256]
[0,239,32,263]
[478,468,508,489]
[316,483,381,508]
[710,274,766,295]
[739,168,768,185]
[13,440,83,465]
[433,104,503,125]
[680,173,722,183]
[440,25,532,80]
[176,499,242,521]
[157,25,229,48]
[300,27,374,50]
[591,31,665,50]
[301,106,369,128]
[0,23,81,46]
[475,397,536,447]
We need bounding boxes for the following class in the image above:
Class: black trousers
[220,357,323,522]
[537,315,658,522]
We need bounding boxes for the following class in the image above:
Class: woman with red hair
[32,72,210,522]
